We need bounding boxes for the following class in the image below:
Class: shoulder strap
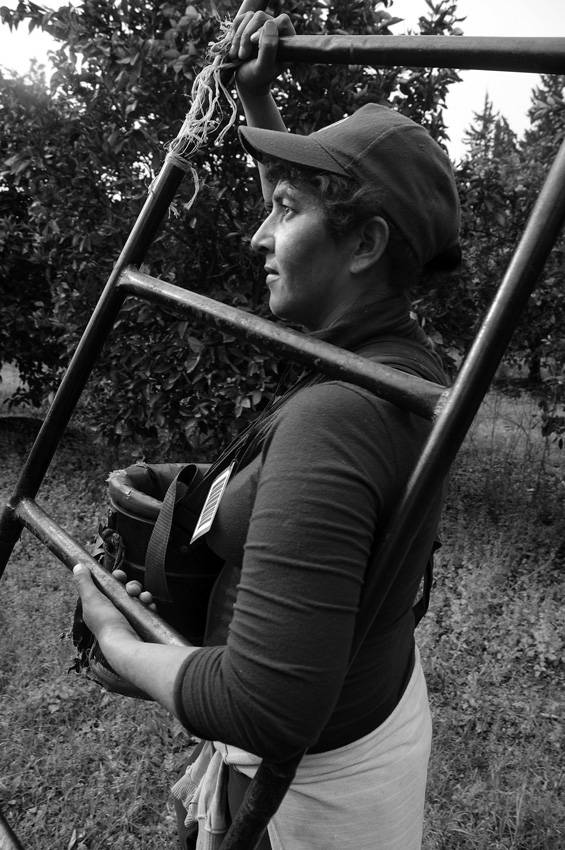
[144,464,206,601]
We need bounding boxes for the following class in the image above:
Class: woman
[73,11,461,849]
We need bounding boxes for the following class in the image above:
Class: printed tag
[190,462,235,544]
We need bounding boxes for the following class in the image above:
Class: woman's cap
[239,103,461,270]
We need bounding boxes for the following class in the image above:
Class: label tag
[190,462,235,544]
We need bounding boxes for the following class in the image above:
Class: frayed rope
[165,19,240,213]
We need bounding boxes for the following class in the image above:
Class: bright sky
[0,0,563,160]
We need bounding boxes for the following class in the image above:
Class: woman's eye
[281,203,294,217]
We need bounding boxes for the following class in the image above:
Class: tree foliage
[519,75,565,436]
[414,77,564,443]
[0,71,66,404]
[417,94,525,366]
[0,0,463,456]
[465,85,565,394]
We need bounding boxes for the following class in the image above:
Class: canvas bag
[71,461,225,697]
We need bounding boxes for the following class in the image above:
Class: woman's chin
[268,296,290,322]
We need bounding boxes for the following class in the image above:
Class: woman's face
[250,180,355,331]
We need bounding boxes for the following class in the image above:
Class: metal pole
[352,137,565,657]
[0,159,184,577]
[0,808,25,850]
[15,498,189,646]
[119,268,445,420]
[277,35,565,73]
[0,0,271,572]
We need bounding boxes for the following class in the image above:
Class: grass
[0,387,563,849]
[420,392,564,850]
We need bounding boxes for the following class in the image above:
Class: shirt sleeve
[173,383,401,760]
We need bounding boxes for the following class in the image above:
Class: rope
[167,20,240,173]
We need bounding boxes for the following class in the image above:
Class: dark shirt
[173,294,447,761]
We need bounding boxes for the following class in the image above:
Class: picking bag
[106,461,223,643]
[71,462,224,697]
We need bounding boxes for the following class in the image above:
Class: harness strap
[144,464,205,601]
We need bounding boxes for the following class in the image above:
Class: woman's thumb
[73,563,91,583]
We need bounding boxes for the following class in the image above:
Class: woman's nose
[250,214,273,254]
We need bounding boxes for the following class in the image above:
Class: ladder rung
[118,266,447,421]
[278,35,565,74]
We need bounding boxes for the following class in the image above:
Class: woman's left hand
[230,12,295,96]
[73,563,138,644]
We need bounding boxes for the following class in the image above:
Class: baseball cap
[239,103,461,270]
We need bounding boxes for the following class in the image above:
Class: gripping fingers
[229,11,254,59]
[138,590,156,609]
[239,11,274,60]
[124,579,155,610]
[230,10,267,60]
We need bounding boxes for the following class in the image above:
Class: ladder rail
[0,808,25,850]
[351,134,565,659]
[15,498,189,646]
[0,159,185,575]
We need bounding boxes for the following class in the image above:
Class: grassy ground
[0,385,563,849]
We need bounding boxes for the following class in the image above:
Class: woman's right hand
[230,11,296,96]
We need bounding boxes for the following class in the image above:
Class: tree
[415,94,523,372]
[519,75,565,436]
[0,69,66,404]
[1,0,463,455]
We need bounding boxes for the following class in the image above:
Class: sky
[0,0,563,160]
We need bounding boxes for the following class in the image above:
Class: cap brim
[239,126,348,177]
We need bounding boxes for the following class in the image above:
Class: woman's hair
[264,157,422,288]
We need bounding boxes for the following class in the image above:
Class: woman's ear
[349,216,389,275]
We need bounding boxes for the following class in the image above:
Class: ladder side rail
[9,161,184,502]
[351,134,565,659]
[15,498,189,647]
[0,808,25,850]
[119,267,445,420]
[0,159,185,575]
[277,35,565,73]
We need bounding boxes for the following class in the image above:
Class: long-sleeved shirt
[173,293,447,762]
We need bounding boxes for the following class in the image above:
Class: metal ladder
[1,21,564,850]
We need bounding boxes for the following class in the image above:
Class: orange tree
[1,0,462,456]
[0,71,66,405]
